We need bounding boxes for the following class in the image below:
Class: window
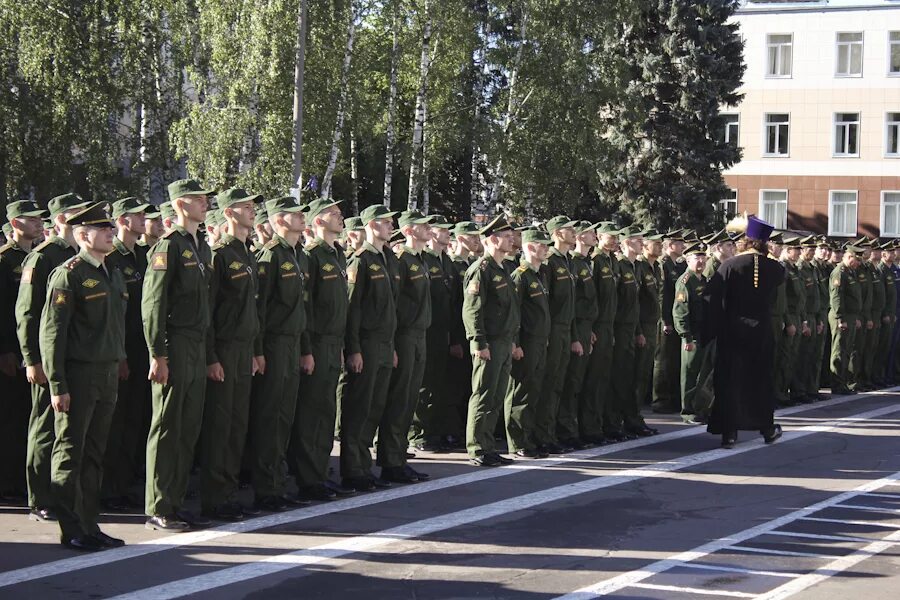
[722,114,739,147]
[766,34,793,77]
[764,113,790,156]
[834,113,860,157]
[883,192,900,237]
[890,32,900,75]
[887,112,900,156]
[718,189,738,222]
[835,32,863,76]
[829,191,858,237]
[759,190,788,230]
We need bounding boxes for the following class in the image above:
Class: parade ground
[1,389,899,600]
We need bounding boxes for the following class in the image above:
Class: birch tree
[382,2,401,206]
[406,0,434,210]
[290,0,309,193]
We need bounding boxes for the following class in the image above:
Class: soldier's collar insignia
[182,249,193,259]
[82,278,100,288]
[322,263,335,272]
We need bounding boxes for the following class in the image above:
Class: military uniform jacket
[304,237,349,342]
[512,261,550,341]
[830,264,863,320]
[448,254,473,347]
[207,234,259,364]
[394,246,432,335]
[0,240,28,355]
[615,257,640,330]
[769,255,787,328]
[592,250,618,324]
[814,259,831,320]
[502,255,519,276]
[106,237,148,359]
[867,262,885,321]
[540,248,576,334]
[635,256,661,325]
[40,250,126,396]
[878,262,897,320]
[856,265,873,323]
[673,270,707,343]
[782,261,805,327]
[345,242,397,354]
[660,254,687,328]
[797,259,820,319]
[703,255,721,281]
[424,249,451,333]
[462,256,520,352]
[255,235,309,356]
[570,251,598,325]
[141,225,212,359]
[16,236,77,366]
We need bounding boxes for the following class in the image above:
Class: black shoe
[491,453,514,465]
[537,448,550,458]
[324,480,357,496]
[581,435,607,446]
[145,515,189,531]
[405,465,430,480]
[721,433,737,449]
[830,387,852,396]
[542,443,567,455]
[282,493,313,506]
[381,466,419,484]
[203,503,244,522]
[405,451,416,459]
[410,442,444,453]
[627,425,658,437]
[603,430,627,443]
[29,507,57,522]
[297,484,338,502]
[175,510,212,527]
[562,438,589,450]
[101,496,130,512]
[370,476,392,489]
[62,535,104,552]
[342,477,375,492]
[91,531,125,548]
[470,454,501,467]
[254,496,288,512]
[514,448,540,458]
[763,424,783,444]
[239,502,261,516]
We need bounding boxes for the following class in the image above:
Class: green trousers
[534,325,571,446]
[26,381,55,510]
[580,322,614,438]
[829,314,858,391]
[863,321,880,386]
[410,325,450,446]
[340,337,394,479]
[0,368,29,495]
[808,317,828,395]
[680,342,710,421]
[249,334,300,498]
[652,324,681,411]
[102,350,149,500]
[466,337,512,458]
[612,322,644,430]
[145,334,207,517]
[849,321,870,389]
[289,335,341,488]
[634,321,658,407]
[877,318,894,382]
[774,320,799,402]
[51,361,117,539]
[199,340,253,511]
[380,331,426,468]
[505,334,547,453]
[791,323,815,401]
[445,352,471,441]
[557,320,592,442]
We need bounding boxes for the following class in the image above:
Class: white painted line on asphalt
[729,546,834,559]
[800,516,900,529]
[1,387,880,589]
[685,563,802,579]
[766,530,896,544]
[551,467,900,599]
[833,503,900,514]
[860,492,900,499]
[102,402,900,600]
[755,528,900,600]
[628,582,756,597]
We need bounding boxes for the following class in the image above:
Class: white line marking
[833,503,900,514]
[861,492,900,500]
[551,467,900,599]
[729,546,834,559]
[766,530,897,545]
[2,388,882,589]
[799,516,900,529]
[755,528,900,599]
[103,403,900,600]
[628,582,756,597]
[685,563,802,579]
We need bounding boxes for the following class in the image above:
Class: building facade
[723,0,900,236]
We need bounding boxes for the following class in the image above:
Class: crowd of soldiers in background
[1,180,898,551]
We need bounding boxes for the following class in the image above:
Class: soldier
[812,237,833,397]
[248,196,312,511]
[17,192,89,522]
[503,228,522,276]
[863,242,885,388]
[877,243,897,385]
[652,231,686,413]
[343,217,365,258]
[463,215,519,466]
[673,242,710,424]
[142,178,214,531]
[789,236,820,403]
[254,208,274,249]
[40,202,126,551]
[339,204,400,491]
[773,238,805,406]
[634,230,663,410]
[140,210,163,249]
[0,201,46,500]
[506,229,552,458]
[850,242,874,391]
[101,197,152,511]
[829,246,864,395]
[203,209,224,247]
[158,201,176,234]
[378,210,432,483]
[702,230,736,280]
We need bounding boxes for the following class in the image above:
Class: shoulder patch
[66,257,82,271]
[676,292,687,302]
[33,239,53,252]
[151,252,168,271]
[263,240,279,250]
[21,266,34,284]
[52,289,69,306]
[347,266,357,284]
[467,279,481,295]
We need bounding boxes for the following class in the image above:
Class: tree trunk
[320,4,357,199]
[290,0,309,193]
[470,11,488,216]
[383,4,400,207]
[420,30,440,215]
[406,0,433,211]
[350,124,359,215]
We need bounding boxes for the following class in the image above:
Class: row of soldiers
[2,179,899,551]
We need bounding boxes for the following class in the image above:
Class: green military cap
[2,222,11,239]
[48,193,90,218]
[640,227,664,240]
[477,214,513,236]
[702,229,732,245]
[159,201,175,220]
[216,187,263,208]
[880,240,896,250]
[618,224,644,239]
[781,234,803,247]
[843,244,866,255]
[595,222,621,235]
[65,201,114,227]
[683,241,708,256]
[265,195,307,217]
[797,235,818,248]
[6,200,46,220]
[307,198,343,220]
[852,236,875,248]
[344,216,364,231]
[167,178,215,202]
[545,215,578,233]
[360,204,398,225]
[205,209,223,228]
[398,209,431,228]
[428,214,454,229]
[42,219,52,230]
[111,196,151,219]
[571,220,597,234]
[521,229,552,245]
[681,229,700,241]
[665,229,686,241]
[452,221,479,236]
[144,209,161,219]
[768,232,784,244]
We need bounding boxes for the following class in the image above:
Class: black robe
[705,250,785,434]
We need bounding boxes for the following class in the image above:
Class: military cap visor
[427,215,454,229]
[167,178,215,202]
[66,202,114,227]
[683,242,708,256]
[477,214,513,237]
[398,210,431,227]
[144,210,161,219]
[111,197,151,219]
[618,225,644,239]
[48,193,90,217]
[545,216,578,233]
[216,187,263,209]
[573,220,598,234]
[307,199,343,219]
[6,200,47,220]
[452,221,479,235]
[360,204,399,225]
[265,196,307,217]
[521,229,552,245]
[594,222,621,235]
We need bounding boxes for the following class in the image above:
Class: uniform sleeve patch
[676,292,687,302]
[348,267,357,284]
[151,253,167,271]
[467,279,481,295]
[21,267,33,284]
[833,278,840,287]
[52,289,69,306]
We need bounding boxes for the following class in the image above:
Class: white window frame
[828,190,858,237]
[882,191,900,238]
[759,189,788,230]
[887,112,900,157]
[763,113,790,157]
[766,33,793,78]
[718,189,738,222]
[722,114,739,147]
[889,31,900,76]
[833,112,861,158]
[835,32,864,77]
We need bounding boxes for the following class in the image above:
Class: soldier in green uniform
[378,210,432,483]
[40,202,126,551]
[673,242,710,424]
[142,178,214,531]
[288,198,352,502]
[792,236,821,403]
[338,204,399,491]
[815,238,834,391]
[863,243,885,388]
[343,217,365,258]
[141,209,163,249]
[503,229,522,276]
[876,242,897,385]
[248,196,311,511]
[634,230,663,409]
[100,197,152,510]
[17,193,89,522]
[0,201,46,500]
[463,215,519,466]
[850,243,874,391]
[774,238,806,405]
[829,246,864,395]
[506,229,552,458]
[652,232,686,413]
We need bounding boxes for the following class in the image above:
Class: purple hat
[745,215,774,242]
